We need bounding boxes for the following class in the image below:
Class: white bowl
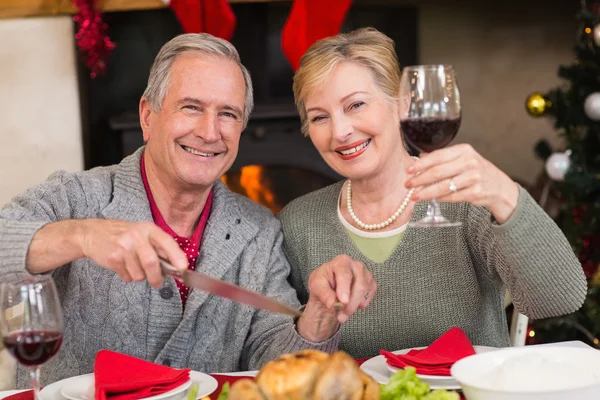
[450,346,600,400]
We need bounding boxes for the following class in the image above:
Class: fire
[221,166,281,214]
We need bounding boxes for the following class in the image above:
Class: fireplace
[77,2,418,212]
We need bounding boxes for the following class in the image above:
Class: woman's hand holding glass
[404,143,520,224]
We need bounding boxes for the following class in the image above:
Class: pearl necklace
[346,156,419,231]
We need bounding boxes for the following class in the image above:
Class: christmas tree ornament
[162,0,236,40]
[583,260,596,278]
[72,0,115,78]
[281,0,353,71]
[525,93,551,117]
[545,150,572,181]
[593,24,600,46]
[592,268,600,287]
[584,92,600,120]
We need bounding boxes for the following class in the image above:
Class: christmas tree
[525,0,600,347]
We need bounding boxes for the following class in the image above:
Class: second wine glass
[399,64,462,228]
[0,275,64,400]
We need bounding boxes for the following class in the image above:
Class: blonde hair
[293,28,402,135]
[143,33,254,127]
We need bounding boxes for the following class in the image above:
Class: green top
[278,181,587,359]
[344,229,405,263]
[338,199,406,263]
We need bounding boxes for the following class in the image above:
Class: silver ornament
[584,92,600,120]
[594,24,600,46]
[545,150,571,181]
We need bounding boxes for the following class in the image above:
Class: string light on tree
[545,150,572,181]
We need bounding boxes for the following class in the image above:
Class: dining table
[0,371,257,400]
[0,340,594,400]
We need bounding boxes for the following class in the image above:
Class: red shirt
[140,153,213,306]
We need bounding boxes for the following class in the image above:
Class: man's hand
[26,219,188,288]
[296,255,376,342]
[79,219,188,287]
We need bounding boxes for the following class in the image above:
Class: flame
[221,166,281,214]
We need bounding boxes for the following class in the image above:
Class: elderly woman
[278,27,587,359]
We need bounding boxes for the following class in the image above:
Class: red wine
[401,117,461,153]
[3,330,62,366]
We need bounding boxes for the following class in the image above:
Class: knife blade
[160,259,302,318]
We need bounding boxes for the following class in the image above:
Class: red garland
[73,0,115,78]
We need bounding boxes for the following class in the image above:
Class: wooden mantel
[0,0,289,20]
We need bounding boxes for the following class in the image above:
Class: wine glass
[0,275,64,400]
[399,64,462,227]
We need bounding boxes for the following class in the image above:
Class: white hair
[143,33,254,127]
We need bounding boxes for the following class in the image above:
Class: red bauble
[73,0,115,78]
[583,260,597,279]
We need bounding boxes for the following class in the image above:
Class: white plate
[189,371,219,399]
[41,371,218,400]
[360,345,498,390]
[60,374,191,400]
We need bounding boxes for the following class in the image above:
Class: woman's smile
[335,138,371,160]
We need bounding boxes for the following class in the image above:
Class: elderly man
[0,33,376,388]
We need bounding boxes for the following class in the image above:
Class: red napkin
[2,393,32,400]
[94,350,190,400]
[381,327,475,376]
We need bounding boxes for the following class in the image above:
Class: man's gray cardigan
[0,148,339,388]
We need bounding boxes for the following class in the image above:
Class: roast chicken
[229,350,380,400]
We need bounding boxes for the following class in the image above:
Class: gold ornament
[592,267,600,287]
[526,93,551,117]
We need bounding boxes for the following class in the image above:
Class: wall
[0,16,83,207]
[0,16,84,388]
[419,1,579,185]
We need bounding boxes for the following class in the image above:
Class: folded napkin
[95,350,190,400]
[381,327,475,376]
